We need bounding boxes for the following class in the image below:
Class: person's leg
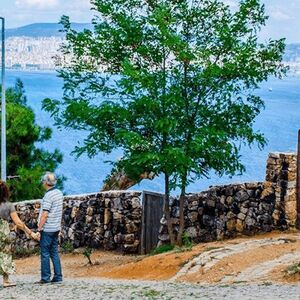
[40,232,52,282]
[49,232,62,282]
[2,273,16,287]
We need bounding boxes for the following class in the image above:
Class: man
[37,172,63,284]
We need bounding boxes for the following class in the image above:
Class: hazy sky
[0,0,299,43]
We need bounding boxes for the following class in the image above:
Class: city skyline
[0,0,300,43]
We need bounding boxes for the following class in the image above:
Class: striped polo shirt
[38,187,63,232]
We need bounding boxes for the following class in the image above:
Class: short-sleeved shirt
[0,202,16,221]
[38,187,63,232]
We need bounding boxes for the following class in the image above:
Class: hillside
[6,22,92,38]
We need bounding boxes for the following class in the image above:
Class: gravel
[1,275,300,300]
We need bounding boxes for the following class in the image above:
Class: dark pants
[40,231,63,282]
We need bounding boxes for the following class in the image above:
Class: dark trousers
[40,231,63,282]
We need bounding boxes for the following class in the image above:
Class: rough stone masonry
[158,152,297,245]
[11,152,298,253]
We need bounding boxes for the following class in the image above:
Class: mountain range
[6,22,92,38]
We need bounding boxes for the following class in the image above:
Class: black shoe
[51,279,63,284]
[35,280,50,284]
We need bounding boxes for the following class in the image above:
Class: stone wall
[13,191,143,254]
[12,152,298,253]
[158,152,298,245]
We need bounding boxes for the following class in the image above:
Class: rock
[237,213,246,221]
[113,211,123,220]
[226,196,233,205]
[226,219,236,231]
[207,199,215,207]
[124,234,135,243]
[131,197,141,209]
[111,198,123,210]
[245,217,255,226]
[71,207,79,219]
[104,208,111,225]
[85,215,93,223]
[160,215,167,225]
[234,190,249,202]
[86,206,93,216]
[240,207,248,214]
[123,240,139,253]
[188,212,198,222]
[126,222,139,233]
[236,219,244,232]
[158,234,170,241]
[185,227,198,238]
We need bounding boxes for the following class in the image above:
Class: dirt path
[14,231,300,285]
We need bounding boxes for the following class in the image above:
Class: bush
[286,262,300,276]
[60,242,74,254]
[83,247,93,265]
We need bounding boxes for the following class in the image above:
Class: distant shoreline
[6,69,57,75]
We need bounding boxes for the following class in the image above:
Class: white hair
[41,172,57,186]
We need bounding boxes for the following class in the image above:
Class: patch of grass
[142,289,161,299]
[150,244,174,255]
[60,241,74,254]
[285,262,300,275]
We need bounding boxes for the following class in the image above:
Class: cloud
[15,0,59,9]
[268,7,292,21]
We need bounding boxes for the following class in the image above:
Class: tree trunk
[164,173,176,245]
[176,189,186,246]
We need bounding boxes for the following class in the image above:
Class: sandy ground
[14,231,300,285]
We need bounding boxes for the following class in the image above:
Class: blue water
[5,70,300,195]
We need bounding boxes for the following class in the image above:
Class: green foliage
[61,241,74,253]
[182,232,193,249]
[286,262,300,276]
[83,247,93,265]
[150,244,174,255]
[43,0,286,196]
[1,79,64,201]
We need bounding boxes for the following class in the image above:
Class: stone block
[237,213,246,221]
[236,219,244,232]
[188,212,198,223]
[104,208,111,225]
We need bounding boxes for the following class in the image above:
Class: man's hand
[30,231,41,241]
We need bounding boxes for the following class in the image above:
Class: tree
[43,0,286,245]
[1,79,63,201]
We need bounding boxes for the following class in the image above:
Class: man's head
[41,172,57,189]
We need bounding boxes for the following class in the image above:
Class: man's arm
[38,211,49,231]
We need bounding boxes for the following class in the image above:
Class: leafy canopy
[1,79,64,201]
[43,0,286,192]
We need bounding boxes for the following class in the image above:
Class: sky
[0,0,300,43]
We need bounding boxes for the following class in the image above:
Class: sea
[5,70,300,196]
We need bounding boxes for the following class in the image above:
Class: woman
[0,180,38,287]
